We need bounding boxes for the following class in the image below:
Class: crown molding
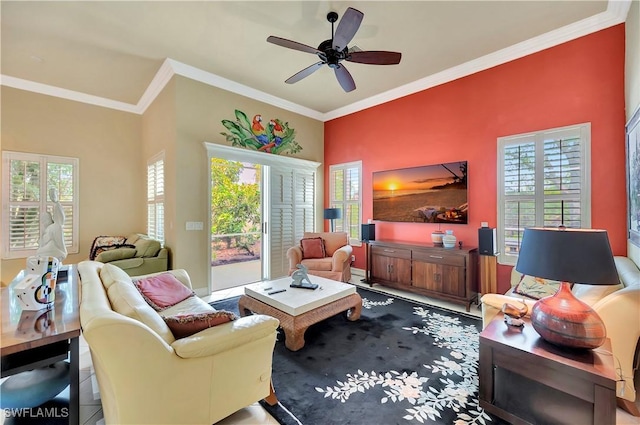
[322,0,631,121]
[0,74,140,113]
[167,59,324,121]
[0,0,630,122]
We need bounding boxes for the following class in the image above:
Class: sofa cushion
[164,311,238,339]
[159,295,214,317]
[572,282,624,307]
[134,273,194,311]
[300,237,325,259]
[131,236,161,258]
[513,275,561,300]
[104,272,175,344]
[96,247,137,263]
[100,263,133,290]
[303,232,348,256]
[301,258,332,271]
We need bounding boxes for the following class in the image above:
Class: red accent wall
[324,25,626,293]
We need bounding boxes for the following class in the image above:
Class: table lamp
[324,208,341,232]
[515,227,619,350]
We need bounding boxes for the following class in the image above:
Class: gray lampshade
[515,227,619,285]
[324,208,342,220]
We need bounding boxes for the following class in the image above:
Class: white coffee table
[239,275,362,351]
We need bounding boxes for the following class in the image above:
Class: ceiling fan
[266,7,402,93]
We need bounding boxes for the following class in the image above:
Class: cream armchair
[287,232,353,282]
[78,261,279,424]
[480,256,640,416]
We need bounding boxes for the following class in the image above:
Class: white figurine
[36,188,67,262]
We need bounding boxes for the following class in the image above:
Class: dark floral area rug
[212,287,500,425]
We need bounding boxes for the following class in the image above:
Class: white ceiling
[0,1,630,121]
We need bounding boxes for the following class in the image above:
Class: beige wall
[626,0,639,121]
[166,76,324,291]
[141,78,177,268]
[1,87,143,284]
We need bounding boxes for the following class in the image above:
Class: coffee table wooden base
[239,293,362,351]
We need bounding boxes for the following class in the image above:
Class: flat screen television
[372,161,468,224]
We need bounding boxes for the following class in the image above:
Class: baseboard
[351,267,364,277]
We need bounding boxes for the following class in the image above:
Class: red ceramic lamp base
[530,282,606,350]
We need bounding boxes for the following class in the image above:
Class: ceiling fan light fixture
[266,7,401,92]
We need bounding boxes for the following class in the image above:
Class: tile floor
[5,274,639,425]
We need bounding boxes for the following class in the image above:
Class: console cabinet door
[412,252,466,297]
[371,246,411,285]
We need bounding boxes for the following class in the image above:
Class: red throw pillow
[134,273,194,311]
[300,237,326,259]
[164,311,238,339]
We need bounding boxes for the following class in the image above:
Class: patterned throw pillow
[513,275,561,300]
[164,311,238,339]
[89,236,127,260]
[300,237,326,259]
[134,273,194,311]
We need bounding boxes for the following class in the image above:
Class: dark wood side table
[479,315,617,425]
[1,265,81,425]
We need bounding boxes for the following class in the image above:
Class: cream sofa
[286,232,353,282]
[78,261,280,425]
[481,256,640,415]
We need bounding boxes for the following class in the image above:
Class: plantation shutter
[498,124,590,265]
[269,167,316,279]
[147,154,165,243]
[329,161,362,244]
[2,152,78,259]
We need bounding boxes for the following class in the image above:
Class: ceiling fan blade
[334,64,356,92]
[347,51,402,65]
[285,62,324,84]
[267,36,320,55]
[332,7,364,51]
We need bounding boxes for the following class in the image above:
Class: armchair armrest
[171,315,279,358]
[332,245,353,272]
[287,246,303,270]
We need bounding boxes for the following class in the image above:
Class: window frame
[147,151,165,244]
[329,160,362,246]
[2,151,79,259]
[497,123,591,265]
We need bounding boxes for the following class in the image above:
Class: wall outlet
[352,255,356,263]
[481,221,489,228]
[185,221,204,231]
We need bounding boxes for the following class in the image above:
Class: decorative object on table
[626,106,640,247]
[36,188,67,263]
[15,256,59,310]
[266,8,401,93]
[290,264,318,290]
[442,229,457,248]
[501,301,528,327]
[515,227,619,349]
[220,109,302,155]
[431,224,444,246]
[323,207,341,232]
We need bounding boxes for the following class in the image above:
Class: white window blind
[2,151,79,259]
[329,161,362,245]
[497,124,591,265]
[147,153,165,243]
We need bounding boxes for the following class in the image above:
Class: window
[2,151,79,259]
[147,152,165,243]
[329,161,362,245]
[497,123,591,265]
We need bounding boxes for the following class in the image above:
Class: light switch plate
[186,221,204,231]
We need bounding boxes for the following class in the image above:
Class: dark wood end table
[1,265,81,425]
[479,315,617,425]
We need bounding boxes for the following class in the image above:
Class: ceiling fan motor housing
[317,39,346,68]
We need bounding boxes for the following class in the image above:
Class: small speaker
[478,227,498,256]
[361,224,376,242]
